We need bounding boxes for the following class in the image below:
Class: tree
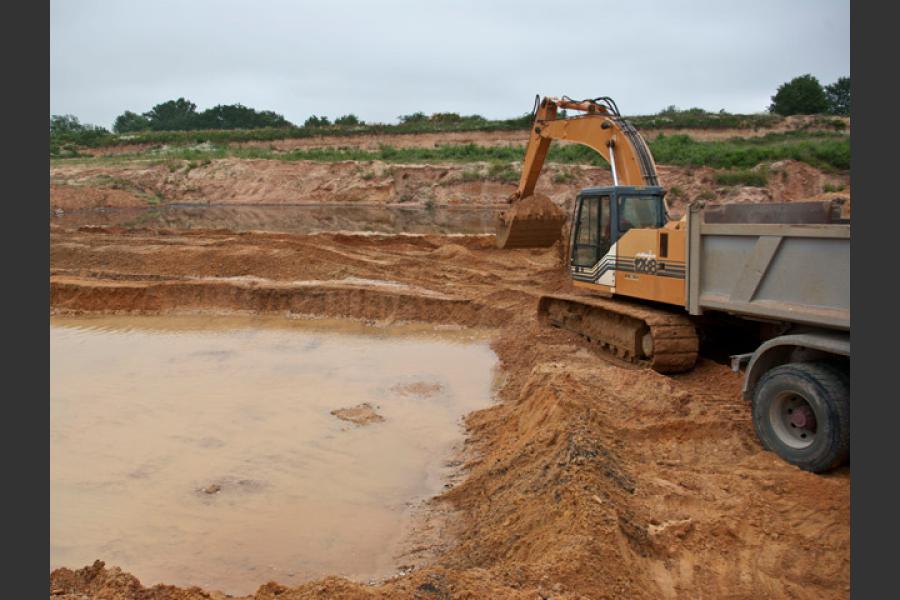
[50,114,111,149]
[334,114,362,127]
[50,114,86,134]
[429,112,462,123]
[768,74,828,115]
[825,77,850,115]
[303,115,331,128]
[143,98,199,131]
[195,104,293,129]
[398,112,427,124]
[113,111,151,133]
[257,110,293,128]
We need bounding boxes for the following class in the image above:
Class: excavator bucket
[495,194,567,249]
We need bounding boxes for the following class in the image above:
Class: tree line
[112,98,293,132]
[50,75,849,146]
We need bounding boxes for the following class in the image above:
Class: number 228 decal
[633,253,658,275]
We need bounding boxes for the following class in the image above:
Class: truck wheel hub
[789,405,816,430]
[769,392,818,449]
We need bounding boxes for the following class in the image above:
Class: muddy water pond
[50,315,498,595]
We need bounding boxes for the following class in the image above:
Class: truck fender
[741,332,850,401]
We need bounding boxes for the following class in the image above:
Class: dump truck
[498,95,851,472]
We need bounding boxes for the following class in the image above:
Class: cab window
[573,196,611,267]
[618,195,663,232]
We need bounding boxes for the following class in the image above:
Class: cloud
[50,0,850,128]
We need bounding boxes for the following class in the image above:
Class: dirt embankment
[49,184,148,211]
[50,158,850,217]
[49,226,850,600]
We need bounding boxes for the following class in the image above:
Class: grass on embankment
[52,131,850,173]
[52,110,820,152]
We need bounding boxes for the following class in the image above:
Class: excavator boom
[496,96,660,248]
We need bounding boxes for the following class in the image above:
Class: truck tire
[751,362,849,473]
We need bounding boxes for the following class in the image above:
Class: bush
[398,112,428,124]
[713,168,769,187]
[50,114,113,148]
[429,112,462,123]
[334,114,363,127]
[631,108,781,130]
[55,130,850,173]
[304,115,331,128]
[487,162,520,184]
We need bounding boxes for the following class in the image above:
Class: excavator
[496,95,851,473]
[497,95,699,373]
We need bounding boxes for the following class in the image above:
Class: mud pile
[495,194,568,249]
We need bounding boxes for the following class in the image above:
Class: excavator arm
[514,96,659,198]
[497,95,661,248]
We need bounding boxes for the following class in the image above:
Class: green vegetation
[460,168,483,182]
[769,74,850,116]
[52,98,851,156]
[713,167,769,187]
[825,77,850,116]
[631,107,781,130]
[667,186,686,199]
[648,132,849,170]
[823,183,846,193]
[50,114,109,156]
[112,98,292,133]
[52,131,850,172]
[553,170,577,184]
[487,162,520,184]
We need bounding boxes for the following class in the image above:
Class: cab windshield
[618,195,663,231]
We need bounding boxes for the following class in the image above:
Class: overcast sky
[50,0,849,129]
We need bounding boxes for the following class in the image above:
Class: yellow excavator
[498,95,699,373]
[498,95,851,473]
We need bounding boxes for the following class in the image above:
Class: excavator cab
[570,186,667,273]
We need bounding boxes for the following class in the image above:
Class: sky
[50,0,850,129]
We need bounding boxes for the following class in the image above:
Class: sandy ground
[49,225,850,599]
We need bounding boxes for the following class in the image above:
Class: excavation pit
[50,315,497,595]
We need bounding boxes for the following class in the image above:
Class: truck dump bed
[686,200,850,331]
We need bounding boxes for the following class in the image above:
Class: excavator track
[537,293,699,373]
